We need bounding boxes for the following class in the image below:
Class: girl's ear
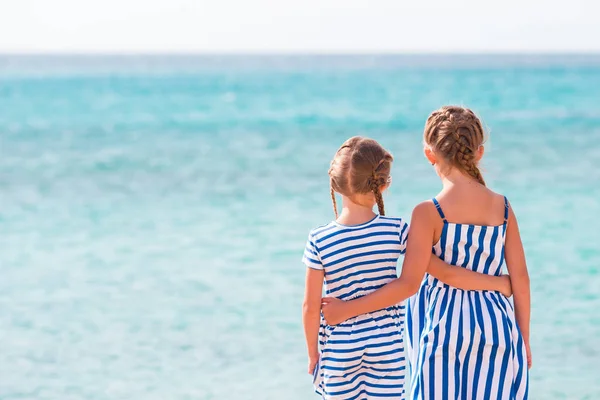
[476,145,485,161]
[424,147,436,165]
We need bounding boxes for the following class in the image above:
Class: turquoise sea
[1,55,599,399]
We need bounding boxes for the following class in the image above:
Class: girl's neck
[439,167,478,190]
[337,196,376,226]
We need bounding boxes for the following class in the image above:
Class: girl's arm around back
[322,202,434,324]
[427,255,512,296]
[303,267,324,374]
[504,204,532,367]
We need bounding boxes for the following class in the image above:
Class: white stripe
[476,292,494,400]
[455,291,470,400]
[486,292,505,397]
[455,224,468,267]
[446,290,462,399]
[465,291,480,396]
[493,226,505,275]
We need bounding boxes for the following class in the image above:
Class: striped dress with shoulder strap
[405,197,529,400]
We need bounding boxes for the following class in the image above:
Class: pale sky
[0,0,597,53]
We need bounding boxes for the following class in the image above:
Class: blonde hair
[424,106,486,185]
[328,136,393,218]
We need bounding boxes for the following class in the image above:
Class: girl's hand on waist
[321,297,350,325]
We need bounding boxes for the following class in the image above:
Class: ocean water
[1,55,599,400]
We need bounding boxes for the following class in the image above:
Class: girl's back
[435,186,507,227]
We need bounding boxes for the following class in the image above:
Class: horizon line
[1,50,600,56]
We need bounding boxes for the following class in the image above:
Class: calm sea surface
[1,55,599,399]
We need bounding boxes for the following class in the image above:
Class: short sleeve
[302,232,323,270]
[398,222,409,254]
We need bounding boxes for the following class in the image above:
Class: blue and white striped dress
[406,198,529,400]
[303,215,409,399]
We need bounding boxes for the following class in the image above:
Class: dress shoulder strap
[432,198,448,223]
[503,196,509,224]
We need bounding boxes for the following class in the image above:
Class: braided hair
[424,106,486,186]
[328,137,393,217]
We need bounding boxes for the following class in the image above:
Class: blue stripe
[322,364,406,374]
[497,295,527,400]
[497,225,507,272]
[322,240,402,260]
[442,290,458,399]
[325,381,406,397]
[481,293,500,399]
[323,387,406,399]
[325,249,403,267]
[326,266,396,285]
[320,327,401,346]
[418,284,426,350]
[399,222,409,246]
[303,255,320,265]
[324,313,399,329]
[322,338,404,354]
[490,294,513,400]
[461,292,477,399]
[471,226,487,270]
[379,216,403,222]
[321,351,406,365]
[304,246,318,257]
[326,330,402,345]
[312,223,337,236]
[439,223,448,261]
[327,274,397,295]
[316,222,403,243]
[428,288,450,399]
[327,257,398,277]
[320,325,400,347]
[319,231,399,252]
[405,297,412,342]
[470,293,486,400]
[405,297,414,368]
[325,371,404,388]
[414,284,442,398]
[450,224,462,265]
[338,284,388,300]
[430,223,449,287]
[453,292,465,400]
[463,224,474,268]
